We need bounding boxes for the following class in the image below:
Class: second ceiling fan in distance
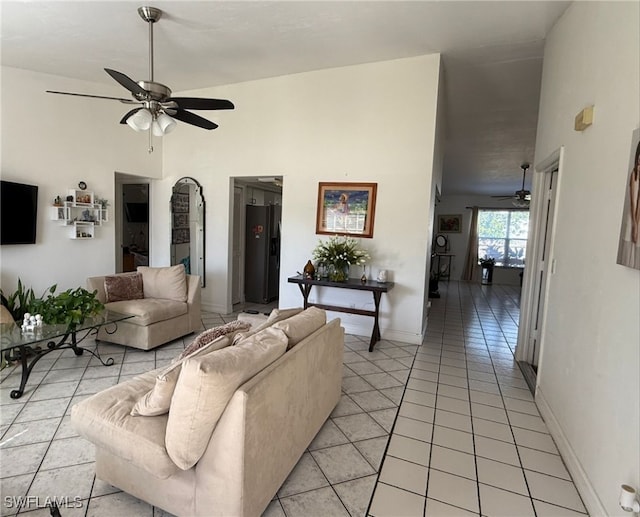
[46,6,234,143]
[492,163,532,208]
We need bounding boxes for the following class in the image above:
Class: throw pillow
[272,306,326,349]
[232,307,304,345]
[130,335,231,417]
[104,273,144,303]
[137,265,187,302]
[175,320,250,361]
[165,327,288,470]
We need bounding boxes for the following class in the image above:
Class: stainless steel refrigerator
[245,204,281,303]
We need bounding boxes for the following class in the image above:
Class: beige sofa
[71,308,344,517]
[87,265,202,351]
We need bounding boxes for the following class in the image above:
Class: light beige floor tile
[512,428,558,454]
[349,390,396,412]
[477,457,528,495]
[378,456,427,495]
[479,483,535,517]
[331,394,364,417]
[430,444,476,480]
[518,446,571,480]
[369,482,425,517]
[261,499,286,517]
[434,409,472,433]
[399,401,435,423]
[333,412,387,442]
[410,368,439,382]
[436,395,471,416]
[353,435,389,470]
[393,416,433,443]
[348,361,384,376]
[406,378,437,395]
[280,486,350,517]
[311,443,375,484]
[386,434,430,466]
[0,473,35,516]
[525,470,586,512]
[431,425,474,454]
[378,386,405,405]
[474,435,520,466]
[1,417,60,448]
[0,442,49,478]
[471,402,508,424]
[27,462,95,501]
[341,375,375,394]
[14,398,70,423]
[469,390,504,408]
[402,388,436,408]
[369,407,397,432]
[438,374,469,389]
[361,372,403,390]
[308,419,349,451]
[333,475,377,517]
[437,384,469,401]
[503,397,540,416]
[425,498,478,516]
[472,418,514,443]
[508,411,548,433]
[40,436,94,470]
[427,469,479,513]
[532,499,588,516]
[277,452,328,497]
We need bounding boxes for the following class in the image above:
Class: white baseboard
[536,387,606,516]
[339,322,422,345]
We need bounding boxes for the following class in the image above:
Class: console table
[288,275,394,352]
[1,310,133,398]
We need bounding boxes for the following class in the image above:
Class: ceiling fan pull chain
[148,129,154,154]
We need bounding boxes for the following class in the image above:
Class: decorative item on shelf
[376,269,388,283]
[53,196,62,207]
[303,260,315,279]
[312,235,370,283]
[479,257,495,285]
[361,265,368,284]
[78,181,87,190]
[66,195,74,202]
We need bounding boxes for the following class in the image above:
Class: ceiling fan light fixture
[127,108,153,131]
[512,198,530,208]
[153,112,176,136]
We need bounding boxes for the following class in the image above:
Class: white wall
[533,3,639,514]
[1,67,162,295]
[435,195,523,285]
[162,55,442,343]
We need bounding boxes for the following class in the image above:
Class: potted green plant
[479,257,495,285]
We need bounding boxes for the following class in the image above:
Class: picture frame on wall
[438,214,462,233]
[315,182,377,238]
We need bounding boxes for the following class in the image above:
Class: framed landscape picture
[438,214,462,233]
[316,182,377,238]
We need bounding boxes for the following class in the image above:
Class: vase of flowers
[312,236,370,282]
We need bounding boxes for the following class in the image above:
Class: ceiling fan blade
[170,98,234,111]
[104,68,148,98]
[119,108,143,124]
[172,109,218,130]
[46,90,138,104]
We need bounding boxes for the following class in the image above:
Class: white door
[528,168,558,370]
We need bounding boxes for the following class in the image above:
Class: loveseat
[71,307,344,517]
[87,265,201,351]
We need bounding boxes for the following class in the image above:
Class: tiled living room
[1,282,587,516]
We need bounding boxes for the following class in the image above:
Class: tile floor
[0,283,588,516]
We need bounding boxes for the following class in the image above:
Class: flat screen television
[125,202,149,223]
[1,180,38,245]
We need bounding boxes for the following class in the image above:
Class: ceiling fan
[46,6,234,143]
[493,163,531,208]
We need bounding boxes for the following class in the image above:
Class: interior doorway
[516,149,562,392]
[120,183,150,272]
[230,177,283,308]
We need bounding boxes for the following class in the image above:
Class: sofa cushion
[165,327,288,470]
[272,306,327,349]
[232,307,303,345]
[104,272,144,303]
[70,371,180,479]
[105,298,187,326]
[131,335,231,417]
[138,265,187,302]
[175,320,250,361]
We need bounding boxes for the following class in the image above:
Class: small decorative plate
[78,181,87,190]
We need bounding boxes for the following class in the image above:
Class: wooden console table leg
[296,284,313,309]
[369,291,383,352]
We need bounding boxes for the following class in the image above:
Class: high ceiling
[0,1,570,196]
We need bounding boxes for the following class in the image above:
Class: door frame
[516,146,564,393]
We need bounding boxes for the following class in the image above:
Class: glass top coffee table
[1,310,133,399]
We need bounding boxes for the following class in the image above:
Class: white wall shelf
[50,190,108,239]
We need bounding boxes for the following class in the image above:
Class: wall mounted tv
[1,180,38,245]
